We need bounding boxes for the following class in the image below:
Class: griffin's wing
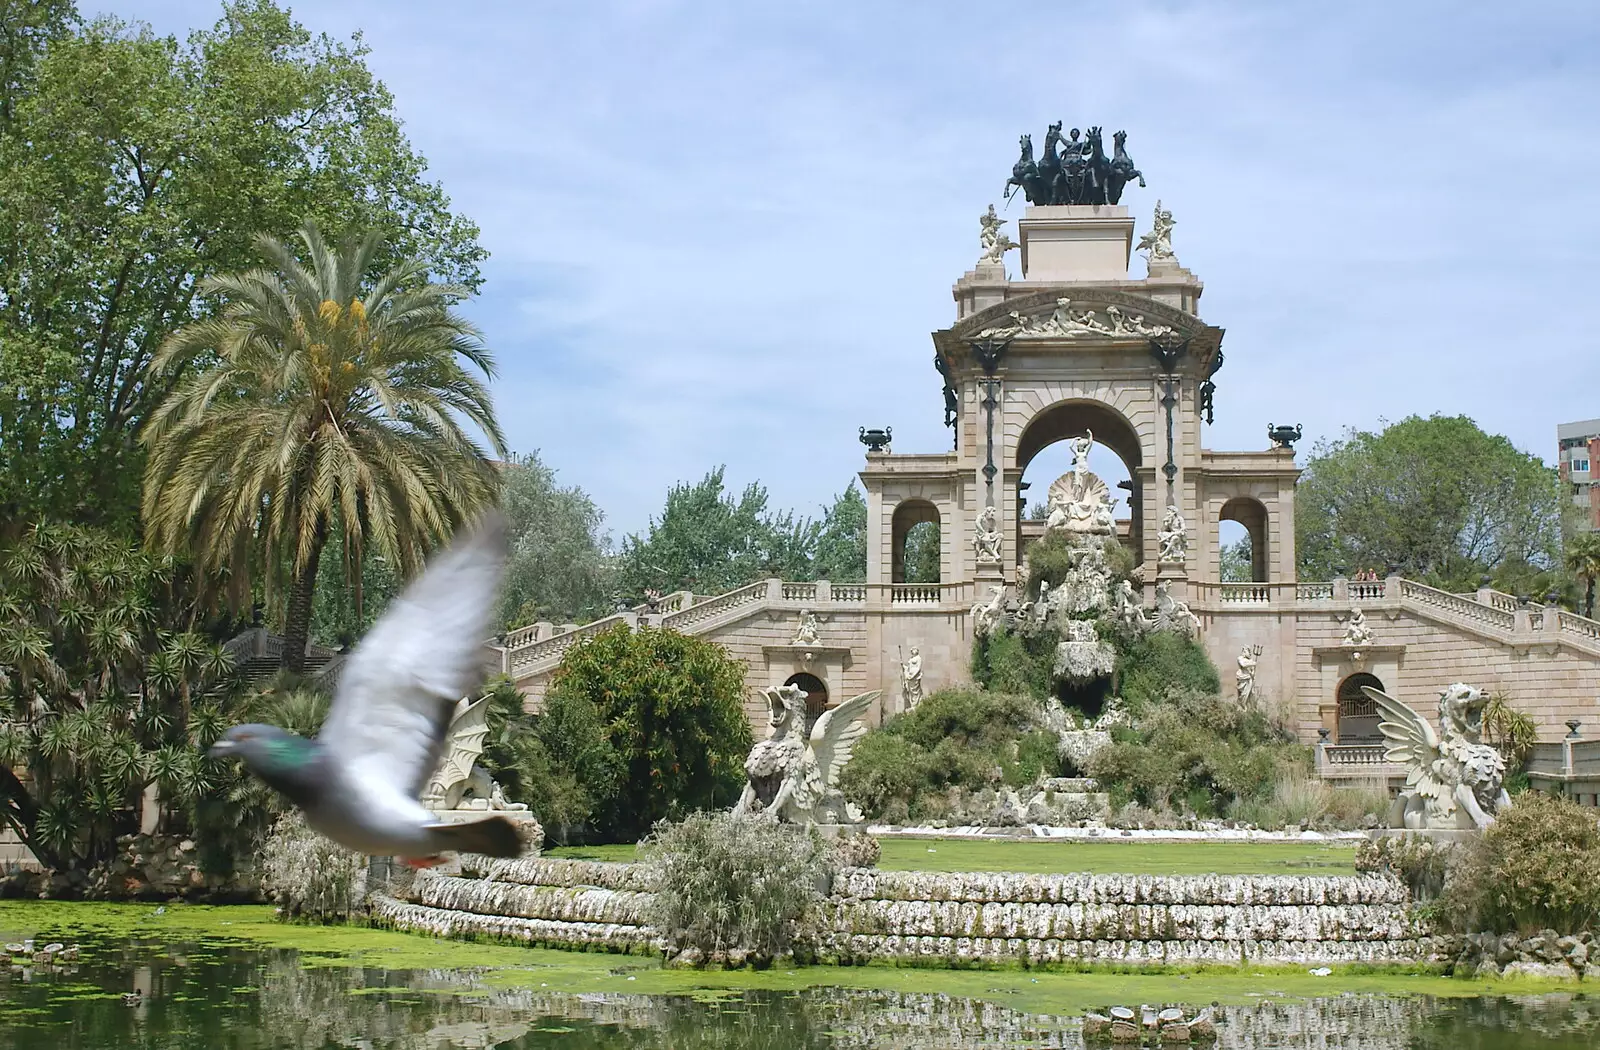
[807,690,880,786]
[318,512,507,801]
[428,694,492,794]
[1364,685,1442,790]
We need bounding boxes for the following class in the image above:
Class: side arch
[890,499,941,583]
[1219,496,1270,583]
[1336,672,1386,744]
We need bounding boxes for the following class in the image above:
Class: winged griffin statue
[1363,683,1510,831]
[733,685,878,825]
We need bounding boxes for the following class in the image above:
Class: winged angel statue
[1363,682,1510,831]
[733,685,879,825]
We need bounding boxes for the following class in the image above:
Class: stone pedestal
[1018,205,1134,282]
[1155,563,1189,603]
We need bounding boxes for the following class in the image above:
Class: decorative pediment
[934,289,1223,373]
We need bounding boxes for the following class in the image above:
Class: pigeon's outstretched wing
[318,512,507,802]
[808,690,880,788]
[1363,685,1448,807]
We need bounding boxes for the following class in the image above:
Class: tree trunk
[281,536,326,676]
[1587,578,1595,620]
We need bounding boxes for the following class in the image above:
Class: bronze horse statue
[1005,134,1049,205]
[1106,129,1145,205]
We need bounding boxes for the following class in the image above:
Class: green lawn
[545,837,1358,876]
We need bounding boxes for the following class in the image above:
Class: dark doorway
[1337,672,1385,743]
[784,672,829,734]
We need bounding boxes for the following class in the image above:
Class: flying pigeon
[208,511,523,867]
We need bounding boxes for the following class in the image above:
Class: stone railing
[1559,610,1600,643]
[781,581,817,601]
[659,580,769,632]
[506,612,635,677]
[1316,743,1397,779]
[221,627,337,667]
[1215,583,1273,604]
[1296,582,1334,601]
[1397,579,1517,632]
[890,583,942,604]
[831,584,867,602]
[1348,579,1387,601]
[377,861,1435,966]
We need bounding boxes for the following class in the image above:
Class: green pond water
[0,905,1596,1048]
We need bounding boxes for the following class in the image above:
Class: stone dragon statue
[1364,682,1510,831]
[421,695,528,813]
[733,684,878,825]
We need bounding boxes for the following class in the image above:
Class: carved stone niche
[1311,643,1406,741]
[761,643,854,707]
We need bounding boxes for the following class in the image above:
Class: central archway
[1015,399,1145,563]
[1336,672,1385,744]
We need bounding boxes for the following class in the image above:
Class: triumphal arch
[504,126,1600,774]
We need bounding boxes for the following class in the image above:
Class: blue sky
[101,1,1600,540]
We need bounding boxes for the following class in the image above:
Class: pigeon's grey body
[212,512,522,862]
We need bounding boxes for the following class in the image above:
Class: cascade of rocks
[371,857,1440,966]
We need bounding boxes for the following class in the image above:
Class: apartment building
[1559,418,1600,531]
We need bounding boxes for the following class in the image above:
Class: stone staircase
[222,627,342,688]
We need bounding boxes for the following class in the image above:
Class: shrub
[971,626,1054,696]
[1357,835,1457,900]
[1087,691,1307,817]
[1228,772,1390,831]
[1435,792,1600,936]
[546,625,752,841]
[258,811,367,922]
[1111,632,1220,713]
[642,811,831,966]
[828,832,881,869]
[838,689,1066,822]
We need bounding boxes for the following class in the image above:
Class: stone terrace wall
[370,858,1437,966]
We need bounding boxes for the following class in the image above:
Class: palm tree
[1565,531,1600,618]
[142,222,506,673]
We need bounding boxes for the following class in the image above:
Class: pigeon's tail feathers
[427,816,524,859]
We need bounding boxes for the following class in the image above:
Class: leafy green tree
[0,522,242,868]
[812,482,867,583]
[1564,531,1600,617]
[1219,537,1253,582]
[141,222,505,674]
[545,625,751,841]
[1296,415,1563,589]
[498,451,616,630]
[620,467,817,598]
[902,521,941,583]
[0,1,485,527]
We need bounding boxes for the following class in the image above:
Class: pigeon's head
[208,723,317,782]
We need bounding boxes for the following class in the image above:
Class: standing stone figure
[1067,430,1094,474]
[1136,200,1176,264]
[973,504,1003,564]
[978,204,1018,266]
[1343,607,1374,647]
[1157,504,1189,563]
[901,647,924,711]
[1235,644,1261,705]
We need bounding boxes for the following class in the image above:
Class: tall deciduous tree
[498,451,616,630]
[0,1,485,526]
[620,467,817,598]
[812,482,867,583]
[141,222,505,673]
[1296,415,1563,590]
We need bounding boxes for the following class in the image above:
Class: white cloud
[104,0,1600,534]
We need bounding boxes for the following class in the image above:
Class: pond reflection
[0,931,1593,1049]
